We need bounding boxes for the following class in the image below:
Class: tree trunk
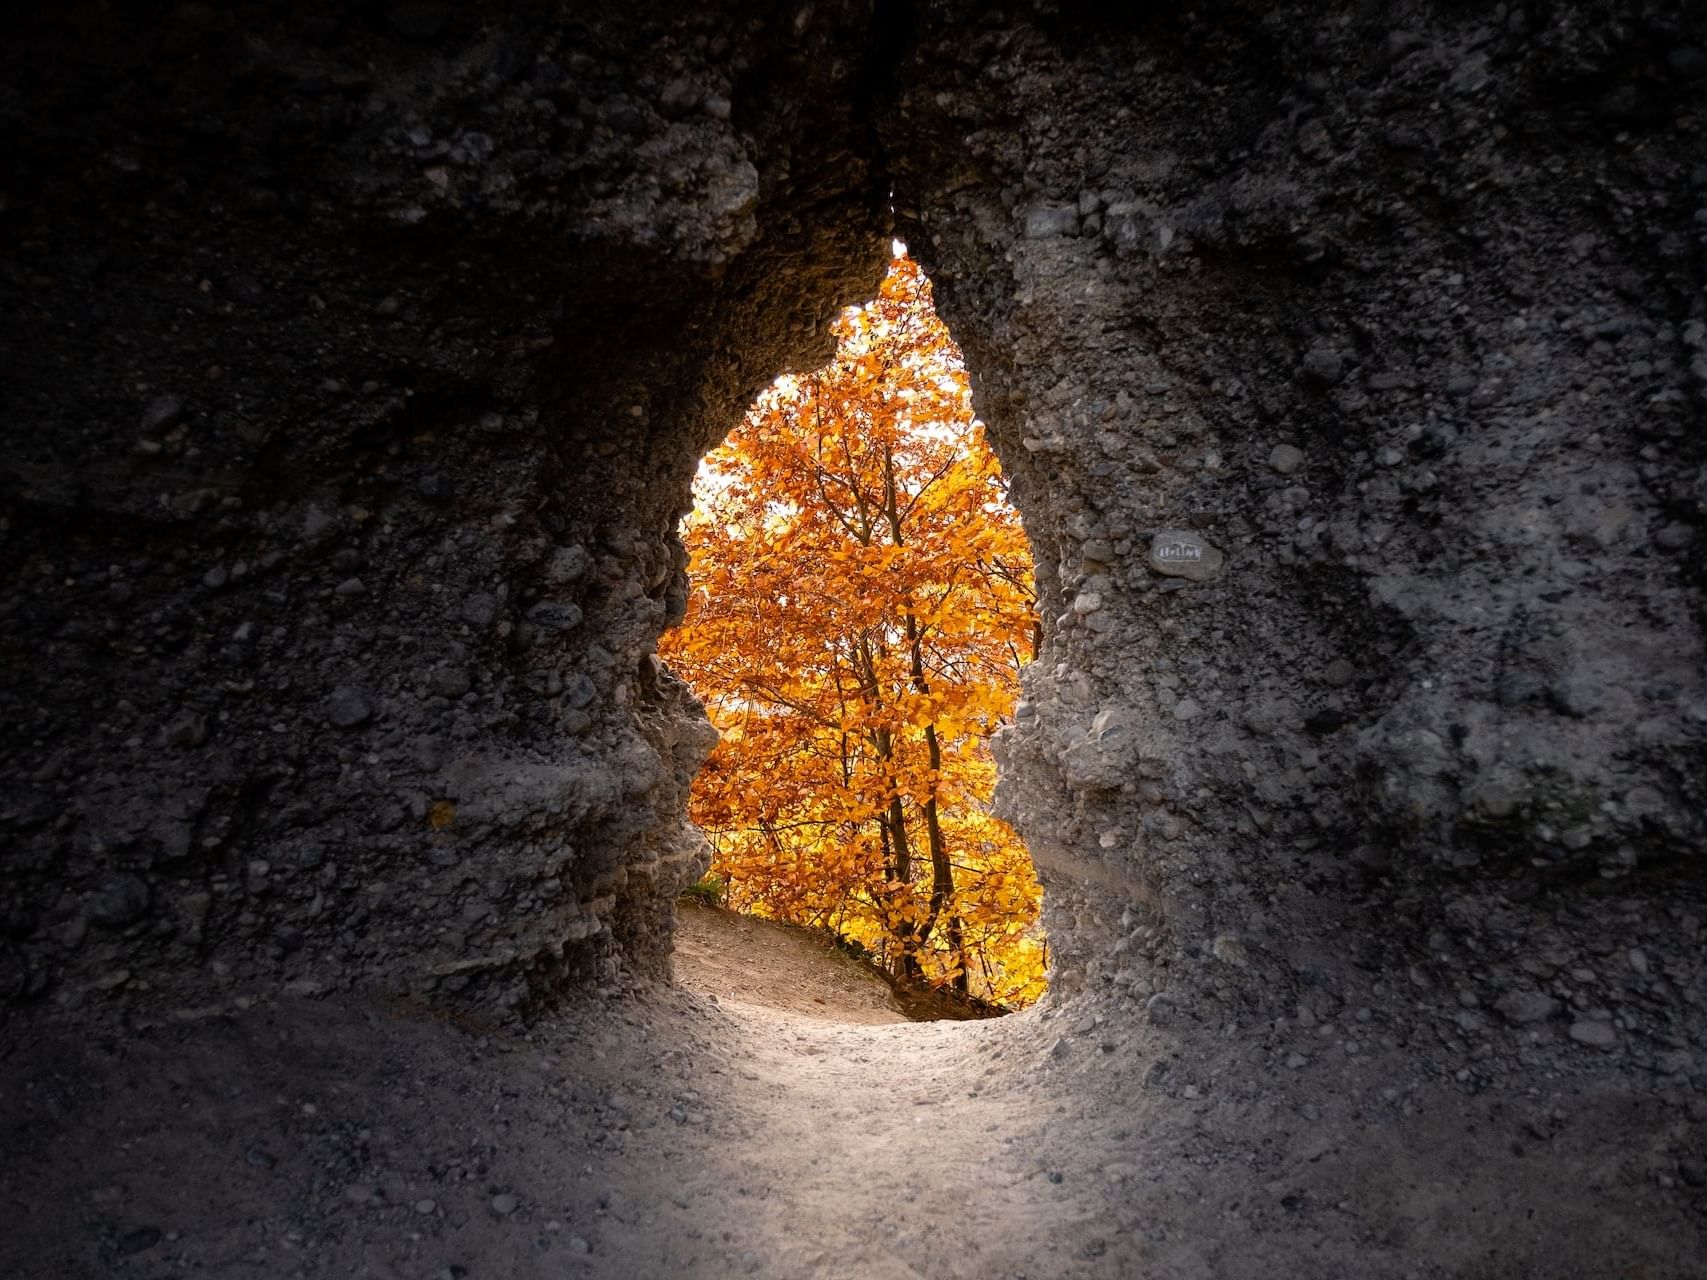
[883,444,954,984]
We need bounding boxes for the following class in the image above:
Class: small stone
[461,592,499,627]
[414,1198,437,1215]
[561,673,598,711]
[163,712,209,749]
[545,544,592,584]
[1494,989,1559,1026]
[1147,530,1225,582]
[1267,443,1304,475]
[1172,697,1202,721]
[1472,782,1521,820]
[659,77,701,115]
[451,131,494,165]
[245,1146,277,1169]
[140,396,184,436]
[1568,1020,1617,1048]
[335,577,365,597]
[118,1226,162,1255]
[325,686,373,728]
[490,1193,519,1215]
[1024,205,1081,238]
[1211,934,1249,967]
[567,1236,591,1256]
[1144,992,1178,1027]
[89,874,150,927]
[427,668,472,699]
[203,564,229,590]
[1548,674,1602,719]
[1653,522,1694,551]
[526,601,583,631]
[1385,28,1426,60]
[1286,1052,1308,1069]
[176,891,212,943]
[1322,658,1357,687]
[1301,348,1345,385]
[1496,671,1544,707]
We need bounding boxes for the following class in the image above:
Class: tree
[660,251,1046,1007]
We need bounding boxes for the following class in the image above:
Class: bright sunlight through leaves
[661,250,1046,1009]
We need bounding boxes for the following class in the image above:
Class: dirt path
[671,900,908,1024]
[0,907,1114,1279]
[2,908,1701,1279]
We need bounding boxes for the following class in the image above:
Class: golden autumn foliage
[661,251,1046,1008]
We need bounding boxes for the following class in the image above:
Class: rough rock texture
[889,0,1707,1067]
[3,0,1707,1268]
[1,0,886,1016]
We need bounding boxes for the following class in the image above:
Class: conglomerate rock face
[0,0,887,1017]
[2,0,1704,1079]
[889,0,1707,1063]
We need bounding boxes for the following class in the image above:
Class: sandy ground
[2,906,1702,1279]
[672,899,908,1024]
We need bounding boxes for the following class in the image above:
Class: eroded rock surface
[0,0,887,1016]
[3,0,1707,1273]
[889,2,1707,1051]
[0,0,1704,1227]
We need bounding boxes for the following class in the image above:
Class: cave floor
[0,987,1138,1280]
[1,983,1699,1278]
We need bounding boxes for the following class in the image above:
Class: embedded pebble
[324,686,373,728]
[1494,990,1559,1026]
[1024,205,1080,238]
[1568,1020,1617,1048]
[461,592,499,627]
[527,601,583,631]
[1147,530,1225,582]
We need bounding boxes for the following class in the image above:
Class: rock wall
[2,0,1704,1077]
[886,1,1707,1066]
[0,0,887,1018]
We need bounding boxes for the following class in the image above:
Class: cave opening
[660,244,1048,1016]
